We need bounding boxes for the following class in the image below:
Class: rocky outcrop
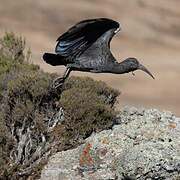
[41,107,180,180]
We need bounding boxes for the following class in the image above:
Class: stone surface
[41,107,180,180]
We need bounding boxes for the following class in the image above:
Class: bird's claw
[52,77,65,89]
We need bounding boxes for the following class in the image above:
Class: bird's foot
[52,77,65,89]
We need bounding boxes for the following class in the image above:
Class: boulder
[41,107,180,180]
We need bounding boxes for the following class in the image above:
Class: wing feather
[55,18,120,57]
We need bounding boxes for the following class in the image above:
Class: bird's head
[124,57,155,79]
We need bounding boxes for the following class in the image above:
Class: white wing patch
[114,27,120,34]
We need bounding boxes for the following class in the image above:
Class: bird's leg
[132,71,135,76]
[53,68,71,88]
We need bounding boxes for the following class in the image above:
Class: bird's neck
[110,60,133,74]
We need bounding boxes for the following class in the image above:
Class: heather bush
[0,33,61,179]
[57,76,120,143]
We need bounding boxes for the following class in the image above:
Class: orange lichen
[83,142,91,157]
[87,157,93,163]
[79,157,85,165]
[79,142,92,166]
[169,124,176,129]
[101,150,106,157]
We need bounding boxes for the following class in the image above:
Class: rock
[41,107,180,180]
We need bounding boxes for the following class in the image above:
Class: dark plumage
[43,18,154,88]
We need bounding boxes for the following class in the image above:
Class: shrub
[0,33,61,179]
[0,32,30,63]
[54,76,120,144]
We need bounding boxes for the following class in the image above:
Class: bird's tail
[43,53,66,66]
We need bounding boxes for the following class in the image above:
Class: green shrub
[2,70,59,129]
[0,33,60,179]
[63,76,119,106]
[0,32,30,63]
[56,76,120,143]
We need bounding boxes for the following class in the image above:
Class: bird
[43,18,154,88]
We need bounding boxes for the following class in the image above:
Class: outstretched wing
[55,18,120,57]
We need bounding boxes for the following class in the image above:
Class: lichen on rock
[41,107,180,180]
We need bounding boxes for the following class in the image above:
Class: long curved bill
[138,64,155,79]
